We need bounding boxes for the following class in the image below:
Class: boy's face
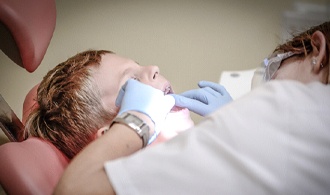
[93,53,172,111]
[94,53,194,141]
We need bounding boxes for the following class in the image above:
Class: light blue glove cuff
[116,79,175,144]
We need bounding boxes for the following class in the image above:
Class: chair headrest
[0,0,56,72]
[0,137,69,195]
[22,83,40,125]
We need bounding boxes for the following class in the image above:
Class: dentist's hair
[24,50,117,159]
[275,21,329,62]
[274,21,329,81]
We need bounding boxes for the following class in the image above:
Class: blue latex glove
[115,79,175,144]
[170,81,232,116]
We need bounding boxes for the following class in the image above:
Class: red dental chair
[0,0,56,72]
[0,0,70,194]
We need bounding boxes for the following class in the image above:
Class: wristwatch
[110,112,150,148]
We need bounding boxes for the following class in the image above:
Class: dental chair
[0,0,56,72]
[0,0,70,194]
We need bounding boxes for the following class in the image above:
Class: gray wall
[0,0,328,123]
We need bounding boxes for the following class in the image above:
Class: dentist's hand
[116,79,175,144]
[171,81,232,116]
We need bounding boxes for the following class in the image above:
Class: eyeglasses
[261,51,295,81]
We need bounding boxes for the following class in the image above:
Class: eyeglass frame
[261,51,295,81]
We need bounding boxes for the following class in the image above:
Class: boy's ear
[311,30,327,73]
[95,126,109,139]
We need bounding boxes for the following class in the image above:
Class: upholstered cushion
[0,0,56,72]
[0,137,69,195]
[22,83,40,125]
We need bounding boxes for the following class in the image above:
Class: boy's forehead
[101,53,132,66]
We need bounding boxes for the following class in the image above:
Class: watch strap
[110,112,149,148]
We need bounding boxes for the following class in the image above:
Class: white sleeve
[104,81,330,195]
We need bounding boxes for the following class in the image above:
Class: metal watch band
[110,112,149,148]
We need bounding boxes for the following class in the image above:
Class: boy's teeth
[164,87,171,95]
[171,106,183,112]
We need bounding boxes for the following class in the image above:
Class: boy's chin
[151,108,194,146]
[168,107,191,122]
[163,107,194,134]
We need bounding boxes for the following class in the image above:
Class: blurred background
[0,0,329,123]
